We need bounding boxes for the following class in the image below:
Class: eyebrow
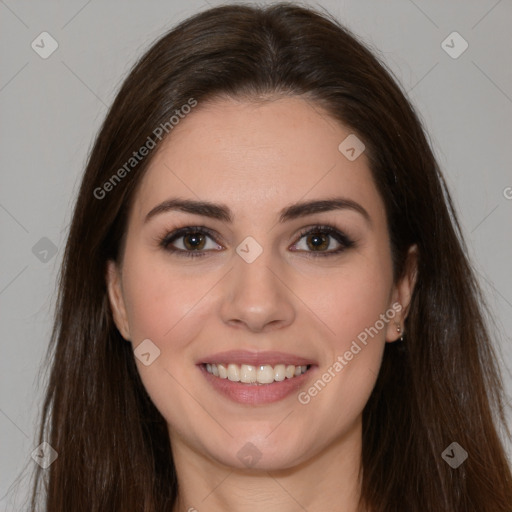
[144,197,371,226]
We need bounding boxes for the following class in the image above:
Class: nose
[219,247,296,333]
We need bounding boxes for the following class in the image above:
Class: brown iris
[183,232,207,250]
[306,233,329,251]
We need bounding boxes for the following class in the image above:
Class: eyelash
[157,224,355,259]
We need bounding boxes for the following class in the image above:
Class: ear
[105,259,131,341]
[386,245,418,342]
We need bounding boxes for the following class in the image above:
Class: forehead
[131,96,385,226]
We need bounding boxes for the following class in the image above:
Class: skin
[106,96,417,512]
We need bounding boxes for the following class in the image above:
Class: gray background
[1,0,511,509]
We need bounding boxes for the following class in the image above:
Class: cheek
[306,255,394,352]
[294,251,394,415]
[122,249,212,345]
[335,275,392,347]
[120,250,218,433]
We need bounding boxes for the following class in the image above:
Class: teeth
[240,364,256,383]
[227,364,240,382]
[205,363,309,384]
[285,364,295,379]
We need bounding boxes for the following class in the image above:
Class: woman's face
[107,96,415,471]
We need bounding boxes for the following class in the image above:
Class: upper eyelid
[163,225,222,244]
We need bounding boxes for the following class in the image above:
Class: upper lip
[198,350,316,367]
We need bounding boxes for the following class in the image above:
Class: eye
[158,226,222,258]
[290,225,355,257]
[158,224,355,259]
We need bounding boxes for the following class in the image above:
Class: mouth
[197,350,317,405]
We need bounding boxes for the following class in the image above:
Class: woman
[29,3,512,511]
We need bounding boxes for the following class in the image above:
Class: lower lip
[198,364,316,405]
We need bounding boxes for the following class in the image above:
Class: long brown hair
[27,3,512,510]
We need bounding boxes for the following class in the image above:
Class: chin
[203,431,310,472]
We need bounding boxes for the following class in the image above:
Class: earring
[396,323,404,342]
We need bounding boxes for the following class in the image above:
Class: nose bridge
[219,239,295,331]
